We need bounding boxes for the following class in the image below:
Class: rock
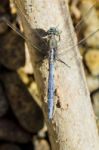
[86,75,99,92]
[85,49,99,76]
[96,119,99,132]
[33,137,50,150]
[80,1,99,47]
[22,46,33,74]
[0,118,31,143]
[0,30,25,70]
[92,91,99,118]
[0,144,21,150]
[0,82,8,117]
[0,70,44,133]
[0,21,8,34]
[29,82,41,107]
[38,125,47,138]
[18,68,30,85]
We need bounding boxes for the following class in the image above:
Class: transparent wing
[74,2,97,33]
[58,0,99,56]
[0,16,43,54]
[2,1,99,59]
[14,0,48,47]
[58,28,99,56]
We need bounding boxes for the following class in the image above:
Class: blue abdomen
[48,62,54,119]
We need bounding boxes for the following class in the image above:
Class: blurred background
[0,0,99,150]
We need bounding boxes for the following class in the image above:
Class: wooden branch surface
[15,0,99,150]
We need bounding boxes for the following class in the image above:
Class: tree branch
[15,0,99,150]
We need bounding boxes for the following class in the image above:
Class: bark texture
[15,0,99,150]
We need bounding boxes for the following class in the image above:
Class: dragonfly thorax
[47,27,61,49]
[49,35,57,49]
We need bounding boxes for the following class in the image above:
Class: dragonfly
[1,0,99,119]
[47,28,61,119]
[46,27,70,119]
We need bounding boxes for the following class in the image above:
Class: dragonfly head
[47,27,61,36]
[47,27,61,43]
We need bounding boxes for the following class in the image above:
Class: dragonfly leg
[56,57,70,68]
